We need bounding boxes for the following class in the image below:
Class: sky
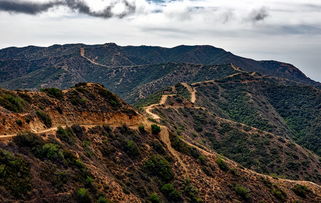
[0,0,321,81]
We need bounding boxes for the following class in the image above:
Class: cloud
[0,0,63,14]
[249,7,269,22]
[0,0,136,18]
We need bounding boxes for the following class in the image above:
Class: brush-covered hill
[0,43,319,102]
[138,71,321,184]
[0,83,320,202]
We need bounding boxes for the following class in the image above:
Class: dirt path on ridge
[80,48,109,68]
[181,82,197,103]
[158,125,188,174]
[144,94,175,121]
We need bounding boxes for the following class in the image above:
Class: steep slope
[0,43,319,95]
[0,84,320,202]
[0,83,142,136]
[138,78,321,184]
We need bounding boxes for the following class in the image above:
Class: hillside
[0,43,319,102]
[138,74,321,184]
[0,84,320,202]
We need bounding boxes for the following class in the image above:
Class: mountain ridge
[0,83,320,202]
[0,43,319,92]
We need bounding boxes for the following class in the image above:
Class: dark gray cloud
[249,7,269,22]
[0,0,63,14]
[0,0,136,18]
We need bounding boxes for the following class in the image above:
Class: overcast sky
[1,0,321,81]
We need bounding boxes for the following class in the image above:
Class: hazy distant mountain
[0,43,319,99]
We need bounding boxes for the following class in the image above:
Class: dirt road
[80,48,109,68]
[181,82,197,103]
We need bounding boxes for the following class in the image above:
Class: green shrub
[233,184,250,200]
[148,193,161,203]
[170,134,188,152]
[98,88,121,108]
[260,177,273,188]
[71,95,87,106]
[144,155,174,182]
[76,188,92,203]
[151,124,161,135]
[216,158,229,172]
[97,196,111,203]
[40,143,65,161]
[83,140,94,158]
[170,135,204,162]
[124,140,140,157]
[291,184,311,198]
[56,126,74,145]
[13,132,44,150]
[138,125,146,134]
[161,184,182,201]
[16,119,23,126]
[40,88,63,99]
[0,92,26,112]
[36,110,52,128]
[183,180,202,202]
[0,149,31,198]
[271,186,287,201]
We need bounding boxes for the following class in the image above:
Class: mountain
[0,83,320,202]
[0,43,319,103]
[138,74,321,184]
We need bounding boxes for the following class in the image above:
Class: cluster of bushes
[144,155,174,182]
[134,90,163,108]
[265,85,321,156]
[98,88,121,108]
[70,92,87,107]
[291,184,311,198]
[175,84,191,100]
[170,134,205,164]
[36,110,52,128]
[13,132,77,166]
[216,158,229,172]
[0,149,31,198]
[232,184,250,200]
[40,88,63,99]
[124,140,140,157]
[0,91,26,112]
[12,131,102,201]
[260,177,287,201]
[183,179,202,202]
[148,193,161,203]
[76,188,111,203]
[56,126,75,145]
[161,183,182,201]
[217,86,273,132]
[151,124,161,135]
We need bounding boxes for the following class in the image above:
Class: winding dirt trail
[80,48,109,68]
[0,127,60,141]
[142,92,190,174]
[158,125,188,174]
[0,122,141,141]
[144,104,161,121]
[144,94,176,121]
[181,82,197,103]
